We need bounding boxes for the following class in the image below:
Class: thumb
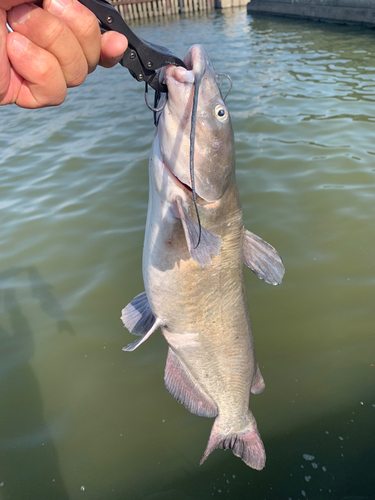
[99,30,128,69]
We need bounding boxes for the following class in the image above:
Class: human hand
[0,0,128,108]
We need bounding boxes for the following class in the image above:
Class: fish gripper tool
[78,0,186,93]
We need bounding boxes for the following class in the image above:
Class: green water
[1,9,375,500]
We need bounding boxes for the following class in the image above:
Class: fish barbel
[121,45,285,470]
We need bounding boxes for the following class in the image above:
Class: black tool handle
[78,0,185,91]
[79,0,142,48]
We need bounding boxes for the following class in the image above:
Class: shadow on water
[0,267,73,500]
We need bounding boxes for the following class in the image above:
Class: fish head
[158,45,235,203]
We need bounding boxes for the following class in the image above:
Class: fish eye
[214,104,228,122]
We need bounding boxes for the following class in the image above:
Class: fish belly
[143,180,255,422]
[142,149,266,470]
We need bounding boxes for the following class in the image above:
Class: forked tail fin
[200,414,266,471]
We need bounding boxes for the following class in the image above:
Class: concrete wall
[247,0,375,25]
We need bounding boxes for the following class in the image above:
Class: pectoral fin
[121,292,162,351]
[176,197,222,268]
[121,292,155,336]
[122,318,162,352]
[243,229,285,285]
[164,347,218,418]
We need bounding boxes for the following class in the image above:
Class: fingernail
[11,34,29,55]
[48,0,73,15]
[8,3,32,24]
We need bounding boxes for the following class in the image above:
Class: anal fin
[164,347,218,418]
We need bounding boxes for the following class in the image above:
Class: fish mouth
[159,46,208,203]
[159,45,206,89]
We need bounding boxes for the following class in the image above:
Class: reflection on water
[0,268,72,500]
[1,8,375,500]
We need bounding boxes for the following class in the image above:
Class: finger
[99,31,128,69]
[2,0,35,10]
[6,31,67,107]
[8,3,88,87]
[0,9,11,103]
[43,0,101,73]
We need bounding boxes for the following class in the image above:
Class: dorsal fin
[242,229,285,285]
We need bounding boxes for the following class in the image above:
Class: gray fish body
[144,144,253,406]
[122,45,285,470]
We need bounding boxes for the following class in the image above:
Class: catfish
[121,45,284,470]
